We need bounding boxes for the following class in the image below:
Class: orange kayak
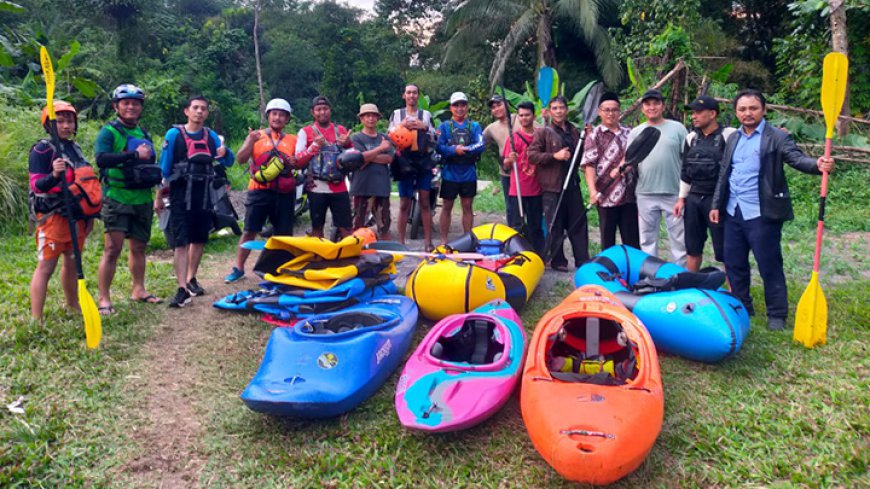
[520,285,664,485]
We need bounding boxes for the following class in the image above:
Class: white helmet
[265,98,292,115]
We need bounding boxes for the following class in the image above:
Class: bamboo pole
[620,59,687,121]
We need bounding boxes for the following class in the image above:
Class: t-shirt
[503,130,541,197]
[483,116,518,177]
[95,123,156,205]
[350,132,394,198]
[628,119,687,196]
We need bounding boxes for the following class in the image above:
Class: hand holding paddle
[794,52,848,348]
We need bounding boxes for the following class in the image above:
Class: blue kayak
[241,295,418,418]
[574,245,751,363]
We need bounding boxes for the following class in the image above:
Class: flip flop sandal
[133,294,163,304]
[98,305,116,316]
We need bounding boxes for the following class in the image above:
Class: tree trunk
[253,0,266,127]
[829,0,850,137]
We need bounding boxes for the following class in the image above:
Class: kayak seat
[547,317,639,385]
[303,312,383,334]
[431,319,504,365]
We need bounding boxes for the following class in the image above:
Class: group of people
[29,82,834,332]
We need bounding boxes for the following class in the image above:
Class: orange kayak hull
[521,285,664,485]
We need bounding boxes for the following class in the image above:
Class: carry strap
[585,317,600,358]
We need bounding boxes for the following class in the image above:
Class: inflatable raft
[574,245,750,363]
[521,286,663,485]
[395,300,525,432]
[405,223,544,320]
[241,296,418,418]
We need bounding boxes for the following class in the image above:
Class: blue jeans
[724,206,787,319]
[501,175,520,230]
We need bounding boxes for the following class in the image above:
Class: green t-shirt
[629,119,688,196]
[95,123,156,205]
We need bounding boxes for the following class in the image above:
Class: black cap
[599,92,620,106]
[641,89,663,102]
[488,95,505,107]
[311,95,331,108]
[687,95,719,112]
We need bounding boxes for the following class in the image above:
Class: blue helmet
[111,84,145,102]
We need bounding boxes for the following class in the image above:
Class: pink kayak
[395,300,526,432]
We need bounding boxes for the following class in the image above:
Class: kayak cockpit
[429,317,506,367]
[546,315,639,385]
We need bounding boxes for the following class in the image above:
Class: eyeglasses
[600,108,620,114]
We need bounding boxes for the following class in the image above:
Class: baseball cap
[449,92,468,105]
[357,103,382,117]
[687,95,720,112]
[488,95,505,107]
[311,95,331,108]
[641,89,664,102]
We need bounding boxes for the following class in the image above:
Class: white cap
[265,98,292,115]
[449,92,468,105]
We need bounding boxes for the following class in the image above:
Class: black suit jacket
[711,123,819,222]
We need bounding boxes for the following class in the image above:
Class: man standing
[528,96,589,270]
[630,89,688,265]
[581,92,638,250]
[483,95,520,229]
[436,92,485,245]
[159,96,234,307]
[389,84,437,250]
[710,89,835,331]
[503,101,544,253]
[350,103,394,239]
[225,98,298,283]
[674,96,735,271]
[296,96,354,239]
[96,84,163,311]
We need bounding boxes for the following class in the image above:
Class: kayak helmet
[111,84,145,102]
[41,100,78,134]
[389,125,415,151]
[265,98,292,116]
[336,149,364,173]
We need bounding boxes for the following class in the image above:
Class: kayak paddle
[536,66,557,108]
[794,52,848,348]
[40,46,101,349]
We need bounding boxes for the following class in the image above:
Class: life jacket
[101,120,162,189]
[29,139,102,224]
[308,124,343,183]
[446,120,480,166]
[684,127,736,195]
[250,129,297,194]
[167,125,217,211]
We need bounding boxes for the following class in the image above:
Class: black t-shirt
[350,132,394,197]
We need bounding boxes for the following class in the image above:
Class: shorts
[440,180,477,200]
[244,190,294,235]
[352,195,391,236]
[398,169,433,198]
[685,192,724,261]
[102,196,153,243]
[35,213,87,261]
[309,191,353,230]
[169,208,211,247]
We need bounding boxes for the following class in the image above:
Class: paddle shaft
[812,140,831,273]
[500,87,525,222]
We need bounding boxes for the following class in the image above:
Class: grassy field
[1,104,868,487]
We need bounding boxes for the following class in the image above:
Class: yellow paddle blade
[78,278,102,349]
[821,52,849,139]
[794,271,827,348]
[39,46,56,120]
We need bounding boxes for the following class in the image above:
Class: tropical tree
[443,0,622,90]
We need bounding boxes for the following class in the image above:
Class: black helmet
[337,149,364,173]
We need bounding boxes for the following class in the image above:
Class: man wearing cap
[483,95,520,229]
[296,95,354,239]
[527,96,590,270]
[350,104,394,239]
[710,89,835,331]
[225,98,299,283]
[389,84,438,250]
[629,89,688,266]
[436,91,485,244]
[674,95,736,272]
[581,92,639,250]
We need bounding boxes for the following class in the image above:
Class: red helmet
[41,101,77,126]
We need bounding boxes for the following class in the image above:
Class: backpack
[101,121,162,189]
[309,124,343,182]
[29,140,102,223]
[168,125,216,211]
[399,108,432,153]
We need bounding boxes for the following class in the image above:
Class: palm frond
[554,0,600,43]
[489,8,538,89]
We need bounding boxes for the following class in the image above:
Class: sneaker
[169,287,192,308]
[186,277,205,297]
[224,267,245,283]
[767,317,786,331]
